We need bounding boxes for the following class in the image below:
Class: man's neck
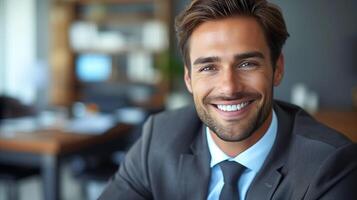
[210,112,273,157]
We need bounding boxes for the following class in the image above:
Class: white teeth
[217,102,249,112]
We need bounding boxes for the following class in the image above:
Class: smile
[216,101,250,112]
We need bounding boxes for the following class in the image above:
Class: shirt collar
[206,110,278,172]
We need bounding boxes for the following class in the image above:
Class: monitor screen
[76,54,112,82]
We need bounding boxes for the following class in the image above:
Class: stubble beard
[195,94,273,142]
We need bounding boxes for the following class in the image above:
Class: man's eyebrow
[192,52,264,65]
[234,51,265,60]
[193,56,221,65]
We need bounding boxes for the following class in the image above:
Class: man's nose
[218,69,243,95]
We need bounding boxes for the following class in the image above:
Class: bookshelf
[49,0,172,111]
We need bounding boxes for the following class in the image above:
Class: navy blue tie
[219,160,246,200]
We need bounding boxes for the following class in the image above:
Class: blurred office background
[0,0,356,200]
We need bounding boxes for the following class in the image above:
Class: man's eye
[239,61,257,69]
[199,65,216,72]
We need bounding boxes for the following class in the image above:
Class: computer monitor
[76,54,112,82]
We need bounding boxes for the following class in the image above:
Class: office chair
[0,95,40,200]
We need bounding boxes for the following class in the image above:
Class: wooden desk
[314,110,357,142]
[0,123,132,200]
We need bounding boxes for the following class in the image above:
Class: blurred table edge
[0,123,132,155]
[0,123,133,200]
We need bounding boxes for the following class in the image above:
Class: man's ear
[184,66,193,93]
[273,54,284,86]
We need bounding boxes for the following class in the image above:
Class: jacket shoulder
[275,100,352,148]
[273,101,357,199]
[293,108,352,149]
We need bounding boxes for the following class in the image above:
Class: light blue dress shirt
[206,110,278,200]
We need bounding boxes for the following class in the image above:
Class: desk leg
[42,155,60,200]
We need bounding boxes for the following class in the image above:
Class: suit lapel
[246,102,295,200]
[178,126,211,200]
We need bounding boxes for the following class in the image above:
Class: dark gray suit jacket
[99,101,357,200]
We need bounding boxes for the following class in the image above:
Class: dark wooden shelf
[50,0,172,107]
[77,13,154,25]
[74,0,154,5]
[57,0,154,5]
[72,46,162,55]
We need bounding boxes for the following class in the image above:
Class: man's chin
[213,126,255,142]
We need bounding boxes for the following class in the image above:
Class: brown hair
[175,0,289,70]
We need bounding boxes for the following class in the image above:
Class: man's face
[184,17,284,142]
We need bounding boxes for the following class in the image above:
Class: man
[100,0,357,199]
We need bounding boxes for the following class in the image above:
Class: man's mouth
[215,101,253,112]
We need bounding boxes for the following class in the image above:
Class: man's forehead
[189,17,269,63]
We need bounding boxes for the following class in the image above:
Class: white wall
[0,1,5,92]
[3,0,37,104]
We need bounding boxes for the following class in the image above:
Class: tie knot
[219,160,246,185]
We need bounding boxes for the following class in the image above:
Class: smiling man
[186,16,283,158]
[100,0,357,200]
